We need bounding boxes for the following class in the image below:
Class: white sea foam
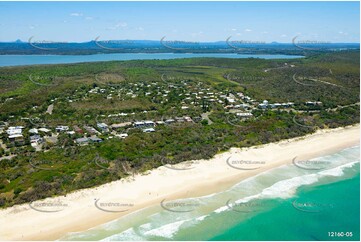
[143,219,189,238]
[319,159,359,176]
[100,228,145,241]
[214,159,360,214]
[214,205,229,214]
[196,214,209,221]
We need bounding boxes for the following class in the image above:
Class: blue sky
[0,1,359,43]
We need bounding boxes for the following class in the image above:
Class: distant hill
[0,39,359,55]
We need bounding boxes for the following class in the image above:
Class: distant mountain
[0,39,358,55]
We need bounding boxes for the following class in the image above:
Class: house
[9,134,24,145]
[156,121,165,125]
[97,123,109,132]
[134,121,145,128]
[226,97,235,103]
[270,103,282,109]
[236,112,253,119]
[56,126,69,132]
[144,121,155,127]
[73,125,83,134]
[184,116,193,122]
[175,117,185,123]
[281,102,294,108]
[306,101,322,106]
[29,128,38,134]
[6,126,23,136]
[111,122,132,129]
[84,126,98,134]
[76,137,89,145]
[165,119,175,125]
[0,122,6,129]
[30,135,43,145]
[143,128,155,133]
[38,128,51,133]
[258,103,268,109]
[89,137,103,143]
[116,133,128,139]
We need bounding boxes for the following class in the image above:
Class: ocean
[60,146,360,241]
[0,53,303,67]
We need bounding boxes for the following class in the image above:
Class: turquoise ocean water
[60,146,360,241]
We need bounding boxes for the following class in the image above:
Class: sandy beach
[0,124,359,241]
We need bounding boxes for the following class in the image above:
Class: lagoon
[0,53,303,67]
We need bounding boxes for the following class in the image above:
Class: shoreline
[0,124,359,241]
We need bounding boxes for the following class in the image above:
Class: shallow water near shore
[60,146,360,241]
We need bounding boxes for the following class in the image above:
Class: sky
[0,1,359,43]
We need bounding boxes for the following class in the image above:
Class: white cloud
[70,12,83,17]
[281,34,287,38]
[190,31,204,38]
[116,22,127,28]
[231,28,237,31]
[261,31,268,34]
[107,22,128,30]
[136,27,144,31]
[85,17,93,21]
[244,28,252,32]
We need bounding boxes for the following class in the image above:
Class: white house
[56,126,69,132]
[143,128,155,133]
